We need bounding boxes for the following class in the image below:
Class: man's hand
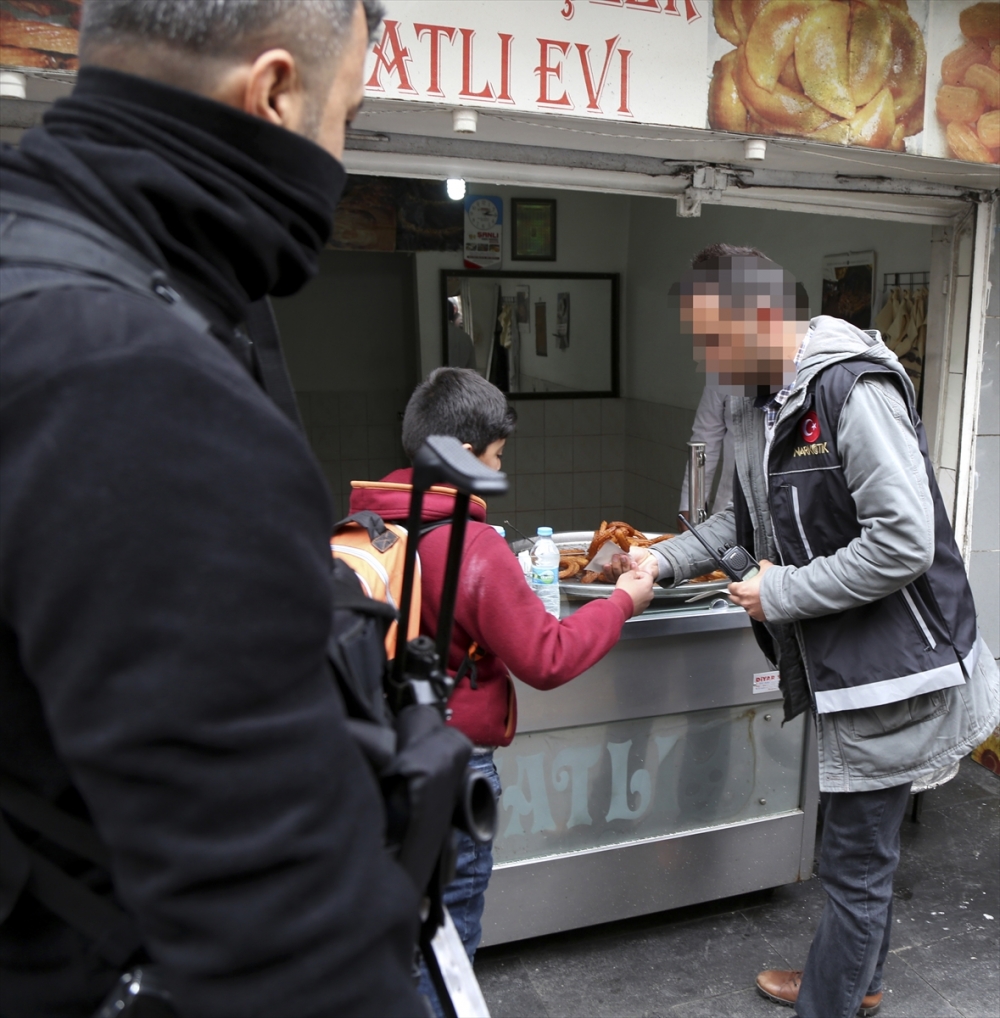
[727,559,774,620]
[615,568,655,615]
[601,547,659,583]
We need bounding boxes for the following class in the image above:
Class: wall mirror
[441,270,619,398]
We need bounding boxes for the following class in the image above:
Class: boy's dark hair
[680,243,810,320]
[402,368,517,459]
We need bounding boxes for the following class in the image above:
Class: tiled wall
[623,399,698,533]
[297,389,698,541]
[297,389,410,521]
[484,398,625,537]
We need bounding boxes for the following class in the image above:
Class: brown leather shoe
[755,969,883,1016]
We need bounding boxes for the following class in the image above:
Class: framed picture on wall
[512,199,557,261]
[821,251,876,329]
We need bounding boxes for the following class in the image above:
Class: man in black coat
[0,2,425,1015]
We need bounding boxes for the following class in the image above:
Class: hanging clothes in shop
[488,294,513,392]
[874,284,927,405]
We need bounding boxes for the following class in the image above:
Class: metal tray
[513,530,730,602]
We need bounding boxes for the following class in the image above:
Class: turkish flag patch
[801,410,821,444]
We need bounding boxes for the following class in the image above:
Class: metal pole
[687,441,707,523]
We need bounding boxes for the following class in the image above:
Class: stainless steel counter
[481,600,818,946]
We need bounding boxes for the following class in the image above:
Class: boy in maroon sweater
[349,368,653,997]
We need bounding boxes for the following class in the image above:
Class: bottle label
[532,567,557,586]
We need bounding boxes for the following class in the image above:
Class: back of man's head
[402,368,517,460]
[80,0,382,100]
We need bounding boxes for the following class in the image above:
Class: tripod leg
[420,906,491,1018]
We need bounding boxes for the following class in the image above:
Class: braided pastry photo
[934,2,1000,163]
[709,0,926,151]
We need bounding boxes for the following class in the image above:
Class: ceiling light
[446,178,467,201]
[744,138,767,161]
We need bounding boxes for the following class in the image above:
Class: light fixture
[0,71,27,99]
[446,178,466,201]
[744,138,767,161]
[453,108,478,133]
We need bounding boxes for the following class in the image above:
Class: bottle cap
[536,526,553,536]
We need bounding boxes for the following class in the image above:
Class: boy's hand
[601,547,658,583]
[615,569,655,616]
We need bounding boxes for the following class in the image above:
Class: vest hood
[795,315,914,406]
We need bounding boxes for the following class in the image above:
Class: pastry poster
[708,0,929,153]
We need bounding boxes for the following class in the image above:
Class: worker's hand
[601,547,658,583]
[727,559,774,621]
[615,568,655,616]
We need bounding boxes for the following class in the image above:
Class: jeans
[796,782,912,1018]
[417,752,502,1017]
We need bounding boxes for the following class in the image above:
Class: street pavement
[475,756,1000,1017]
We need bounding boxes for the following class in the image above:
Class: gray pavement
[475,757,1000,1017]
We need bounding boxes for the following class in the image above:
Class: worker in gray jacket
[618,245,999,1018]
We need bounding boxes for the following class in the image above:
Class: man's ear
[218,48,307,131]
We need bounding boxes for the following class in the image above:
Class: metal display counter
[481,598,819,946]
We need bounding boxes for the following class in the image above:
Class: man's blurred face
[678,264,808,394]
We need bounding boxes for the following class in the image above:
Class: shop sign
[366,0,1000,166]
[1,0,996,165]
[463,194,503,268]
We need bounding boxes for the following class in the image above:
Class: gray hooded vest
[763,359,978,714]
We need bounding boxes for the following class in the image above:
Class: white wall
[969,214,999,658]
[620,199,935,529]
[623,200,936,411]
[415,185,631,379]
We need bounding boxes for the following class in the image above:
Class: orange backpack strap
[331,511,421,660]
[454,642,485,690]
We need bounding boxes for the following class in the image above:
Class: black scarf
[1,66,345,321]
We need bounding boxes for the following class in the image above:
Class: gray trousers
[796,782,912,1018]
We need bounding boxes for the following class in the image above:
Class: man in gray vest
[619,244,999,1018]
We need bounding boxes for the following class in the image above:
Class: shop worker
[348,367,655,1013]
[0,2,429,1016]
[618,244,999,1018]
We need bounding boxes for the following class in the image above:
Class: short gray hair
[81,1,384,71]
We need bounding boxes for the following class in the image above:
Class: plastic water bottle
[531,526,561,618]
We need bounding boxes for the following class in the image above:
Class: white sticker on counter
[753,671,780,695]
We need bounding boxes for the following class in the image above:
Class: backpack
[331,499,484,688]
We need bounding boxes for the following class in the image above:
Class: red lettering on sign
[662,0,702,20]
[366,20,416,93]
[576,35,620,112]
[535,39,573,107]
[618,48,633,115]
[460,28,496,100]
[626,0,661,10]
[414,24,455,98]
[498,33,515,103]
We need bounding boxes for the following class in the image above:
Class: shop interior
[273,179,936,537]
